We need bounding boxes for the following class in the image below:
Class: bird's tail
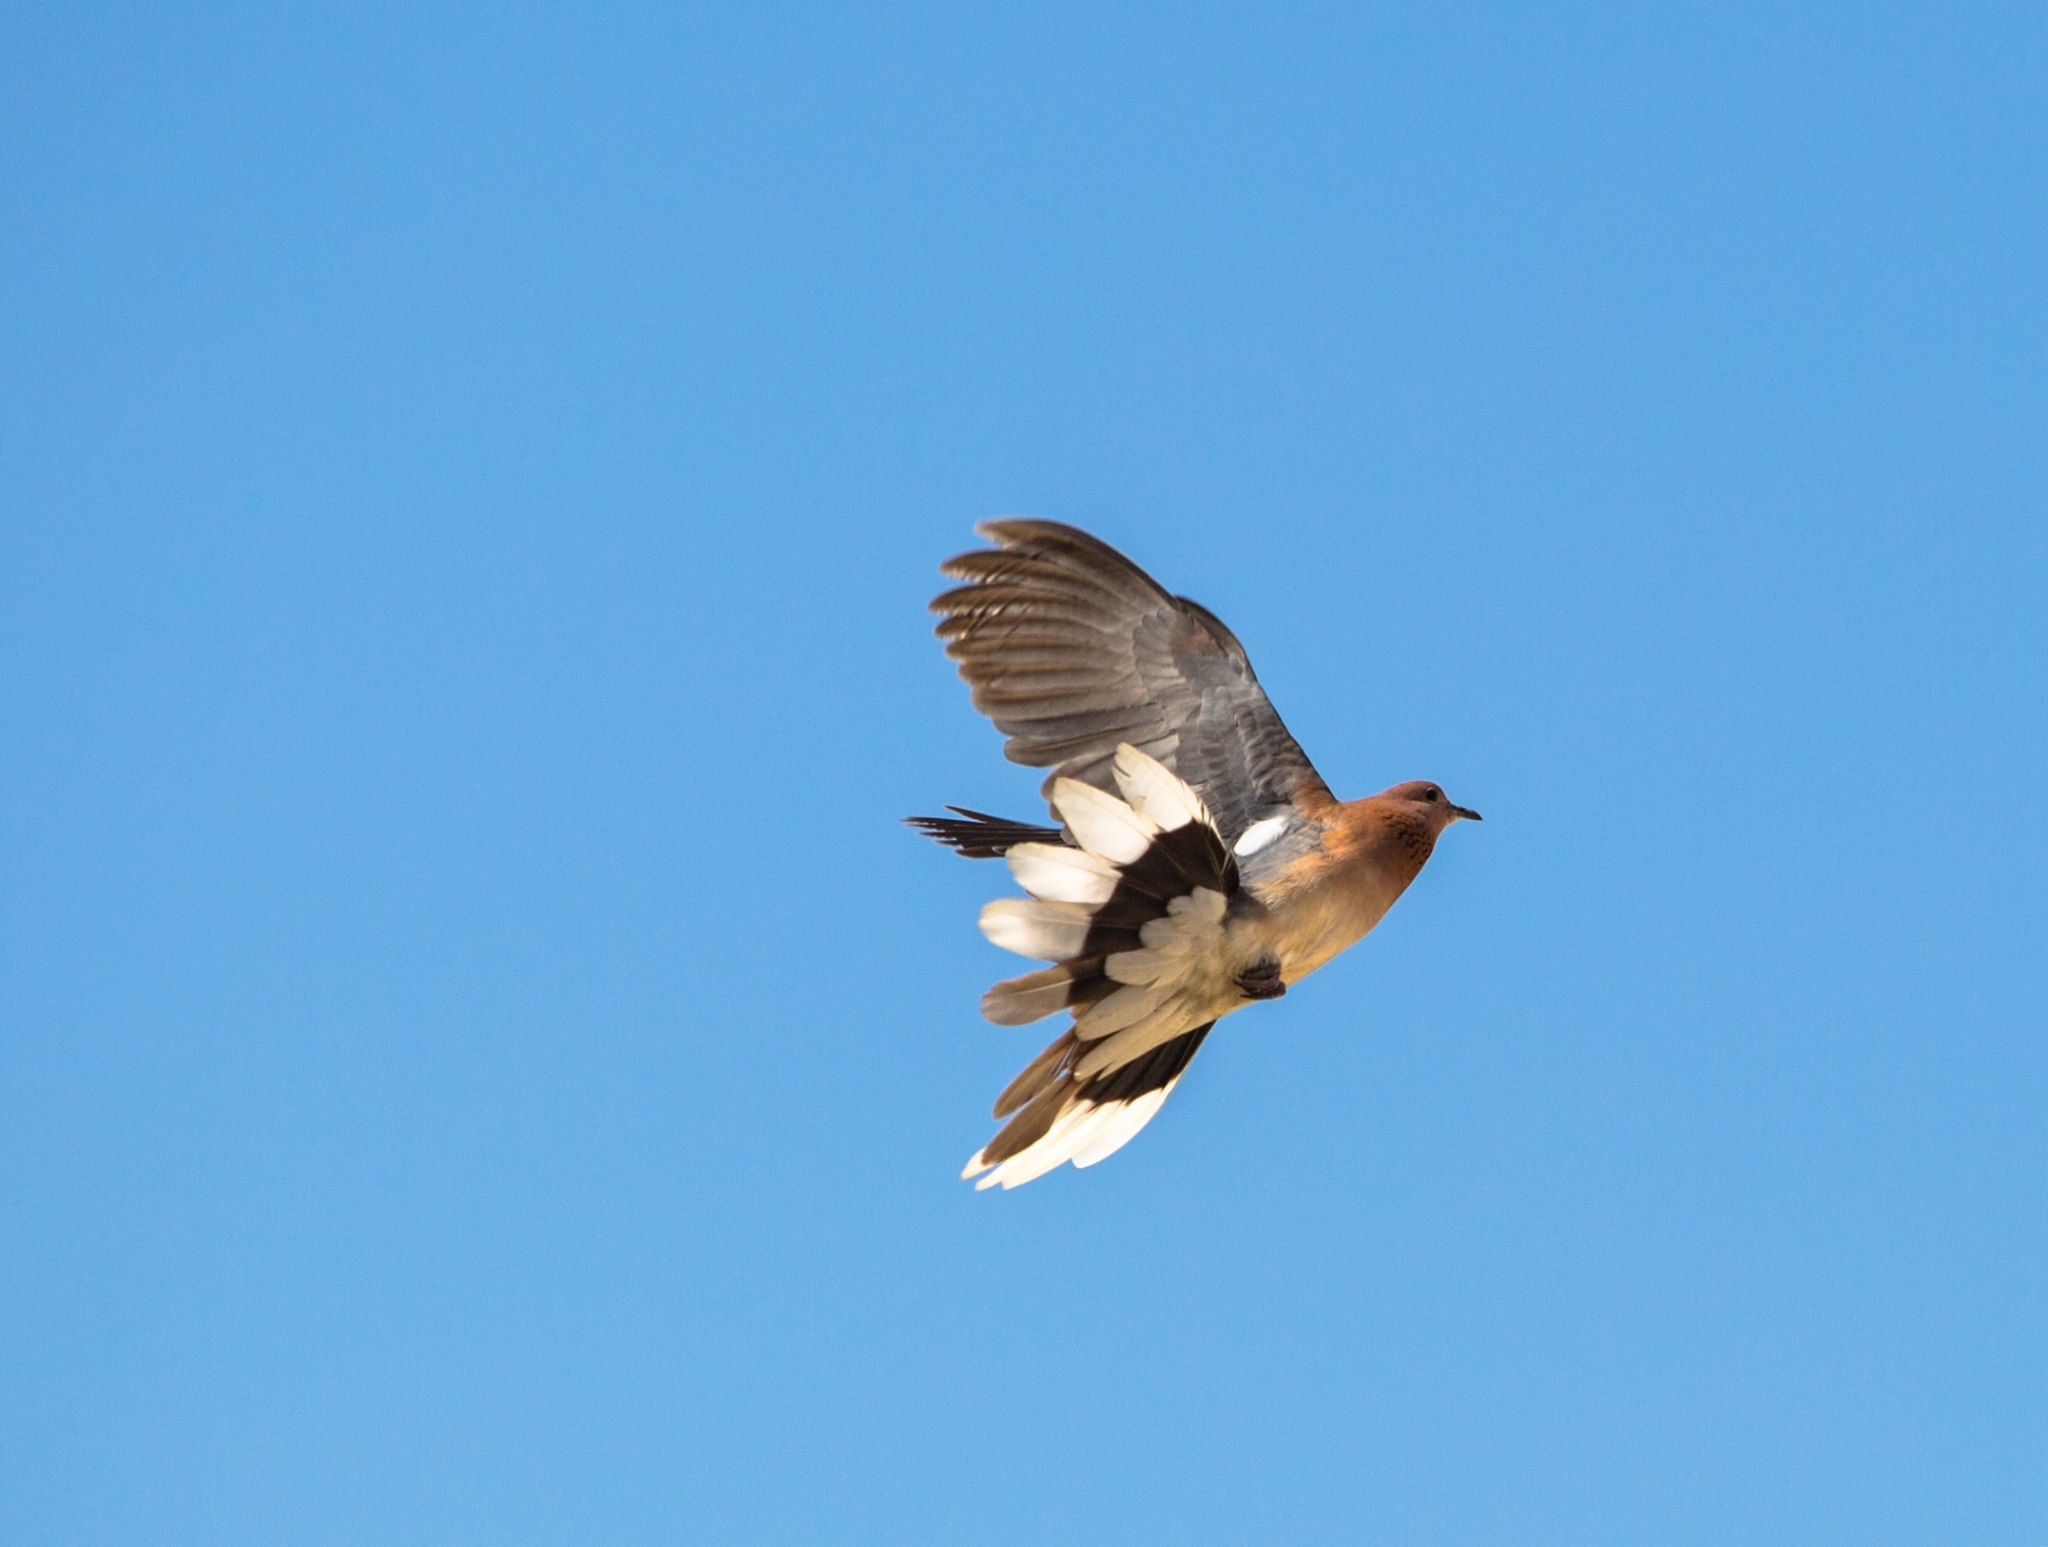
[904,807,1063,859]
[961,744,1243,1189]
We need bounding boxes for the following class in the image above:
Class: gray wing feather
[932,520,1333,844]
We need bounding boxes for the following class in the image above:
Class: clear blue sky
[5,5,2044,1543]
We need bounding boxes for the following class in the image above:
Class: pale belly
[1142,873,1412,1032]
[1238,875,1407,984]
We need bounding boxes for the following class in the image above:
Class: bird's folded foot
[1235,958,1286,1000]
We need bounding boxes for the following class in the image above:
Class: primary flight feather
[910,521,1480,1190]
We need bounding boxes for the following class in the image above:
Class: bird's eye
[1423,788,1440,802]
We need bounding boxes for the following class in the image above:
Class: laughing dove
[911,521,1481,1189]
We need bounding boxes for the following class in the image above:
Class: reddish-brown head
[1378,780,1484,836]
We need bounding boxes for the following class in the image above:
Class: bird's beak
[1450,804,1483,822]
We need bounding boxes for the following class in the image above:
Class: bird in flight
[911,521,1480,1189]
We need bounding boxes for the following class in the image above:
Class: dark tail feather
[905,806,1063,859]
[972,1021,1216,1175]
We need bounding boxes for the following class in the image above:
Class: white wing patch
[1232,814,1289,858]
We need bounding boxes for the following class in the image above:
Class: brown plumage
[911,522,1481,1190]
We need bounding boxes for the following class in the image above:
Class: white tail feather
[1071,1085,1178,1168]
[1049,778,1156,863]
[971,1101,1121,1190]
[966,1077,1190,1188]
[962,742,1234,1189]
[1006,842,1120,905]
[1112,743,1210,832]
[992,1106,1118,1189]
[980,898,1094,960]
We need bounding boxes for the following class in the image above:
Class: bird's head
[1382,780,1483,835]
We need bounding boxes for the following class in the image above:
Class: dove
[912,522,1480,1189]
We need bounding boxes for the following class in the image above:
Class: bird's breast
[1244,864,1409,981]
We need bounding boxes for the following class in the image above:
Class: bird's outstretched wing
[932,520,1334,848]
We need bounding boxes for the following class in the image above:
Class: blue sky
[4,4,2044,1543]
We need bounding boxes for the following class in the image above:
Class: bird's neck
[1259,798,1434,913]
[1330,798,1437,886]
[1249,800,1435,978]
